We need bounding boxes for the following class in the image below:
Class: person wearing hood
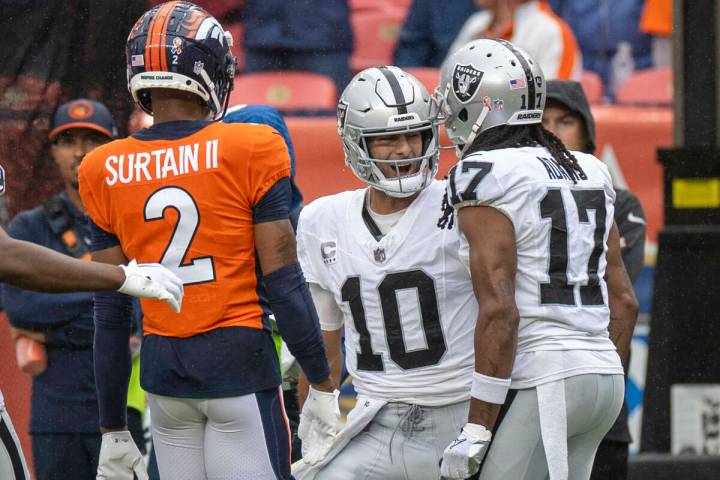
[543,79,646,479]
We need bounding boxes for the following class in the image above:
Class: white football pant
[0,407,30,480]
[316,400,469,479]
[479,373,624,480]
[148,387,292,480]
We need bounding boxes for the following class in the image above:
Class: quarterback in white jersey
[294,67,477,480]
[436,40,639,480]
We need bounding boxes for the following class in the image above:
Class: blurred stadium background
[1,0,719,478]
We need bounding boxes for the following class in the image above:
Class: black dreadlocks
[437,124,586,230]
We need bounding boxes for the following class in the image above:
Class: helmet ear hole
[458,108,468,122]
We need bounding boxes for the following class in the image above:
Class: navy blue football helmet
[126,1,235,118]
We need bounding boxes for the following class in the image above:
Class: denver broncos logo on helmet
[179,8,206,39]
[67,100,94,120]
[125,1,235,117]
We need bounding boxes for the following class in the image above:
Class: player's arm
[606,222,639,366]
[0,226,125,292]
[254,181,334,393]
[88,219,183,433]
[298,283,345,407]
[256,214,341,465]
[459,205,519,429]
[441,205,519,479]
[90,245,135,434]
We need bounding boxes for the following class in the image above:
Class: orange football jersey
[78,122,291,338]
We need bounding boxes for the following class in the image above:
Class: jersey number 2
[341,270,447,371]
[144,187,216,285]
[539,188,607,306]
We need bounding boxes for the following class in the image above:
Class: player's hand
[440,423,492,479]
[118,260,183,313]
[298,386,341,465]
[96,430,148,480]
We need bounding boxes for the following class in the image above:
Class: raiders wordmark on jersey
[447,146,624,387]
[297,180,477,406]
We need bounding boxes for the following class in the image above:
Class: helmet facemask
[343,121,439,198]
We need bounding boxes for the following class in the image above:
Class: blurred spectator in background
[543,80,646,480]
[549,0,652,95]
[640,0,672,68]
[0,100,145,480]
[393,0,479,68]
[447,0,582,80]
[241,0,353,95]
[0,1,147,219]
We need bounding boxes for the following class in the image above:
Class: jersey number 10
[341,270,447,372]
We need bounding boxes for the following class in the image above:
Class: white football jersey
[297,180,477,406]
[447,146,621,360]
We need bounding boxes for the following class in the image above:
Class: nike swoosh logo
[627,212,646,225]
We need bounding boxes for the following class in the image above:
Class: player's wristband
[470,372,511,404]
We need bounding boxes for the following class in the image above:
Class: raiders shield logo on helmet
[452,64,483,103]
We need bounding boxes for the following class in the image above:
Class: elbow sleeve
[263,263,330,384]
[94,290,134,429]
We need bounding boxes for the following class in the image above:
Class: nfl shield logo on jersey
[0,165,5,196]
[373,247,386,263]
[453,64,483,103]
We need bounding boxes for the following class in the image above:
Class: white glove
[298,386,341,465]
[118,260,183,313]
[96,430,149,480]
[440,423,492,479]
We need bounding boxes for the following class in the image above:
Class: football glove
[96,430,148,480]
[440,423,492,479]
[298,386,341,465]
[118,260,183,313]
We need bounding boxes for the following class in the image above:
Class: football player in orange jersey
[0,163,183,480]
[77,3,338,479]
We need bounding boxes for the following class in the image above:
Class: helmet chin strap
[458,105,490,157]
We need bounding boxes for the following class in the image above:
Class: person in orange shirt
[640,0,672,67]
[78,2,338,479]
[446,0,582,80]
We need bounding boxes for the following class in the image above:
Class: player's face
[366,132,423,178]
[542,104,588,152]
[51,128,111,189]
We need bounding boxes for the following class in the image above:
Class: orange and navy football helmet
[126,1,235,118]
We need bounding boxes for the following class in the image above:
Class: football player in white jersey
[435,39,639,480]
[293,66,478,479]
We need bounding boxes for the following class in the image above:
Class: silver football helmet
[338,66,439,197]
[436,39,546,154]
